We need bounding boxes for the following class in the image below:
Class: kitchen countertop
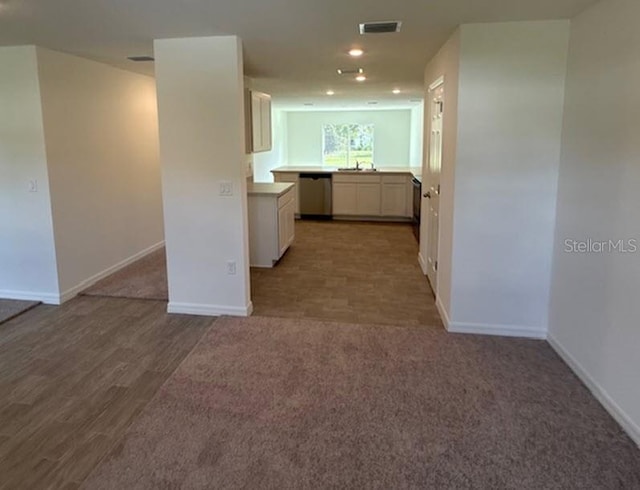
[271,166,422,182]
[247,182,295,197]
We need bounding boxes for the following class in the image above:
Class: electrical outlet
[226,261,237,275]
[219,181,233,196]
[28,180,38,193]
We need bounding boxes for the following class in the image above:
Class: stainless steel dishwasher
[299,173,332,219]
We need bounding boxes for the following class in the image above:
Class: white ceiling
[0,0,597,109]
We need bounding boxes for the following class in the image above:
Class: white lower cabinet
[278,197,295,256]
[272,171,414,220]
[332,182,358,215]
[381,175,411,217]
[333,173,409,218]
[357,183,382,215]
[248,185,295,267]
[381,184,407,216]
[272,172,300,215]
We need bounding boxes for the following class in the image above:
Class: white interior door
[420,78,444,292]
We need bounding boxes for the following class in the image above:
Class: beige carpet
[0,299,40,325]
[81,248,168,301]
[84,316,640,489]
[252,221,443,327]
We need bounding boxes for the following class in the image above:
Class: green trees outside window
[322,124,374,166]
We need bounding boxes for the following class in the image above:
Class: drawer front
[277,187,294,209]
[332,173,381,184]
[382,174,409,184]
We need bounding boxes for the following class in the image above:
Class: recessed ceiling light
[326,90,335,96]
[356,75,367,82]
[348,48,364,57]
[392,88,401,94]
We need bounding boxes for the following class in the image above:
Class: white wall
[548,0,640,446]
[0,46,59,302]
[409,102,424,167]
[287,110,412,166]
[154,36,251,316]
[422,29,461,320]
[35,48,164,299]
[446,21,569,337]
[253,107,288,182]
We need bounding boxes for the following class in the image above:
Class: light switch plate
[226,261,237,275]
[219,181,233,196]
[28,179,38,193]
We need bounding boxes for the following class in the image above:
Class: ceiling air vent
[337,68,364,75]
[127,56,155,62]
[359,21,402,35]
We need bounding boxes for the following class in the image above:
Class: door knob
[424,192,431,199]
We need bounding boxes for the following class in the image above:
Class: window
[322,124,374,167]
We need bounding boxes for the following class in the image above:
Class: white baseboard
[434,293,547,339]
[168,301,253,317]
[418,252,428,275]
[435,295,450,329]
[58,240,166,304]
[447,319,547,339]
[0,289,59,305]
[548,333,640,448]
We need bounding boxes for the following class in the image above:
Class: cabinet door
[285,199,295,247]
[333,183,358,215]
[251,92,263,152]
[278,204,288,256]
[278,199,295,256]
[381,183,408,216]
[357,183,382,216]
[260,95,272,151]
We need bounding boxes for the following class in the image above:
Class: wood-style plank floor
[251,220,443,327]
[0,296,213,490]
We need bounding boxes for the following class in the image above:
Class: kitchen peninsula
[247,182,295,267]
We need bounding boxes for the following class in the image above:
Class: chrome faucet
[355,160,360,170]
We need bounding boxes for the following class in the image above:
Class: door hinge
[435,261,438,271]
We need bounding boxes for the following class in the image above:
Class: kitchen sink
[336,167,378,172]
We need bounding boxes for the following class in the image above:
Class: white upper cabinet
[249,91,272,153]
